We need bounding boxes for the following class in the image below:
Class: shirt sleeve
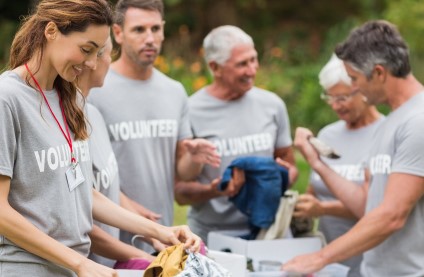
[391,112,424,177]
[274,97,293,149]
[177,85,193,141]
[0,98,18,177]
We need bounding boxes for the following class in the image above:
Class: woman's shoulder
[318,120,345,137]
[0,71,26,99]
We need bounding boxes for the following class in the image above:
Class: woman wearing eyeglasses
[292,54,384,277]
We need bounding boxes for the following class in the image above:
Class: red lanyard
[25,63,77,166]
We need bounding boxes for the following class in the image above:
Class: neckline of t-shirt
[109,67,155,84]
[387,91,424,119]
[8,70,57,96]
[201,87,251,104]
[340,115,385,134]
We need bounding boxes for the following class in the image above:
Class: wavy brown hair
[9,0,113,140]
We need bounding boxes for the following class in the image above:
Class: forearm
[0,203,85,273]
[119,191,139,214]
[92,189,160,239]
[320,200,358,219]
[89,225,153,261]
[319,205,400,264]
[174,180,220,205]
[313,161,367,218]
[176,152,203,181]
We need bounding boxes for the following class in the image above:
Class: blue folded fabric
[219,156,289,231]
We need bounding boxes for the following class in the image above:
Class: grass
[173,154,311,226]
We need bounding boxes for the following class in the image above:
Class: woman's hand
[293,194,323,218]
[156,225,201,253]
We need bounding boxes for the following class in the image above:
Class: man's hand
[225,168,245,198]
[294,127,321,167]
[209,170,245,198]
[183,139,221,167]
[276,157,298,185]
[281,252,326,274]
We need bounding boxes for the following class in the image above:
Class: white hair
[203,25,254,66]
[318,53,351,90]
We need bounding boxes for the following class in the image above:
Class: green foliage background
[1,0,422,133]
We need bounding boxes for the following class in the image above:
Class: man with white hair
[175,25,298,242]
[292,53,384,277]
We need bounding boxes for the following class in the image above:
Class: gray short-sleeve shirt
[187,87,292,241]
[89,68,192,251]
[310,117,384,275]
[0,71,93,276]
[87,103,121,267]
[361,92,424,277]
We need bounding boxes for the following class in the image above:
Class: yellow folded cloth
[144,244,187,277]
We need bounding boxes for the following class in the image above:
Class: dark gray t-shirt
[89,68,192,251]
[310,117,384,276]
[187,87,292,242]
[87,103,120,267]
[0,71,93,276]
[361,92,424,277]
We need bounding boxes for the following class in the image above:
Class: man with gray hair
[89,0,220,253]
[175,25,298,242]
[284,20,424,276]
[292,53,384,277]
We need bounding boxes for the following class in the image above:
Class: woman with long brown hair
[0,1,116,275]
[0,0,200,276]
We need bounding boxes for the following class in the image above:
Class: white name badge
[66,163,85,192]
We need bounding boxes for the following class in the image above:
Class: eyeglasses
[320,89,360,104]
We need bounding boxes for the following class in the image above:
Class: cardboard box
[247,263,350,276]
[208,249,247,276]
[208,230,322,270]
[116,269,144,277]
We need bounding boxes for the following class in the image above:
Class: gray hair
[203,25,254,66]
[319,54,351,90]
[335,20,410,79]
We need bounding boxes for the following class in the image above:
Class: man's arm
[175,168,245,205]
[294,127,368,218]
[274,146,298,185]
[283,172,424,273]
[175,138,221,181]
[89,225,154,262]
[174,178,222,206]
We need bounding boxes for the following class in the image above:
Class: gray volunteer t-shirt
[89,68,192,251]
[0,71,93,277]
[310,116,384,276]
[361,92,424,277]
[87,103,121,267]
[187,87,293,242]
